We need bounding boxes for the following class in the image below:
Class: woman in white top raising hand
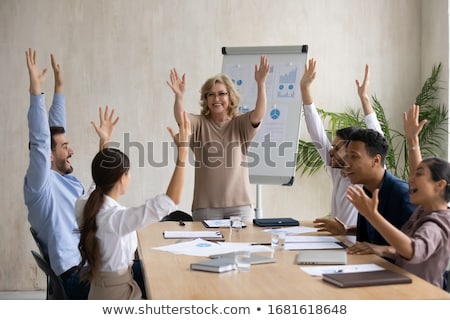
[77,112,190,300]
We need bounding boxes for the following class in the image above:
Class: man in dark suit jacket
[344,128,415,253]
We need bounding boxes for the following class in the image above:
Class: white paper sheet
[153,239,273,257]
[203,219,247,228]
[218,242,273,254]
[262,226,317,234]
[203,219,231,228]
[285,235,340,243]
[284,242,345,250]
[163,230,223,239]
[153,239,227,256]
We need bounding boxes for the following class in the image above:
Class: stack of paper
[153,239,273,257]
[202,219,247,228]
[163,230,224,241]
[284,235,346,250]
[190,258,236,273]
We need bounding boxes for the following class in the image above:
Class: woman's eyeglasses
[206,91,228,99]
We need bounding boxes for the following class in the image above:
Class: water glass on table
[230,216,243,232]
[234,251,251,272]
[271,230,286,251]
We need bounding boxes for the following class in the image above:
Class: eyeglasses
[330,140,348,152]
[330,144,342,152]
[206,91,228,99]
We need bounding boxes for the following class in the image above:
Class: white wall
[421,0,450,159]
[0,0,447,291]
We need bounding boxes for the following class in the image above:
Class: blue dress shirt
[24,93,84,276]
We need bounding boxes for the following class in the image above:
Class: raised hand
[90,105,120,150]
[356,64,370,100]
[300,58,316,90]
[300,58,316,105]
[50,53,63,93]
[168,111,191,168]
[403,104,426,141]
[165,111,191,204]
[26,48,47,95]
[178,111,191,147]
[403,104,426,176]
[168,111,191,148]
[254,55,270,84]
[346,185,379,220]
[167,68,186,97]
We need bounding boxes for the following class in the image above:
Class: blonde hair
[199,74,241,118]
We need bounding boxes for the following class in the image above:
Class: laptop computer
[253,217,299,227]
[209,252,276,265]
[295,250,347,265]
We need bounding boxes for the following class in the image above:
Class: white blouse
[76,186,176,272]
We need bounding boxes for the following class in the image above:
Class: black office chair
[448,270,450,293]
[30,227,68,299]
[160,210,193,222]
[30,227,51,299]
[30,227,49,263]
[31,250,67,300]
[444,270,450,292]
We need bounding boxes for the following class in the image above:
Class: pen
[250,243,272,246]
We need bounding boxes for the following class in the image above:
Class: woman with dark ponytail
[77,112,190,299]
[346,105,450,288]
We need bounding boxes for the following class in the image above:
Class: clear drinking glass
[234,251,251,272]
[230,216,243,232]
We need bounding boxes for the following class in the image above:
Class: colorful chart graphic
[276,67,297,98]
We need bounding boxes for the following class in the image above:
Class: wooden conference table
[137,221,450,300]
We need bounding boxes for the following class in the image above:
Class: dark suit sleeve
[357,172,415,245]
[388,178,415,229]
[356,214,368,242]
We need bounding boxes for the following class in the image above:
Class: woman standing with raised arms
[167,56,270,221]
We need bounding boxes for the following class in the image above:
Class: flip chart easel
[221,45,308,217]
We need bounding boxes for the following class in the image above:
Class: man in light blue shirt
[24,49,118,299]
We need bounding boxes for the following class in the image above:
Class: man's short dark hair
[28,126,66,151]
[50,126,65,151]
[336,126,359,141]
[348,128,389,165]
